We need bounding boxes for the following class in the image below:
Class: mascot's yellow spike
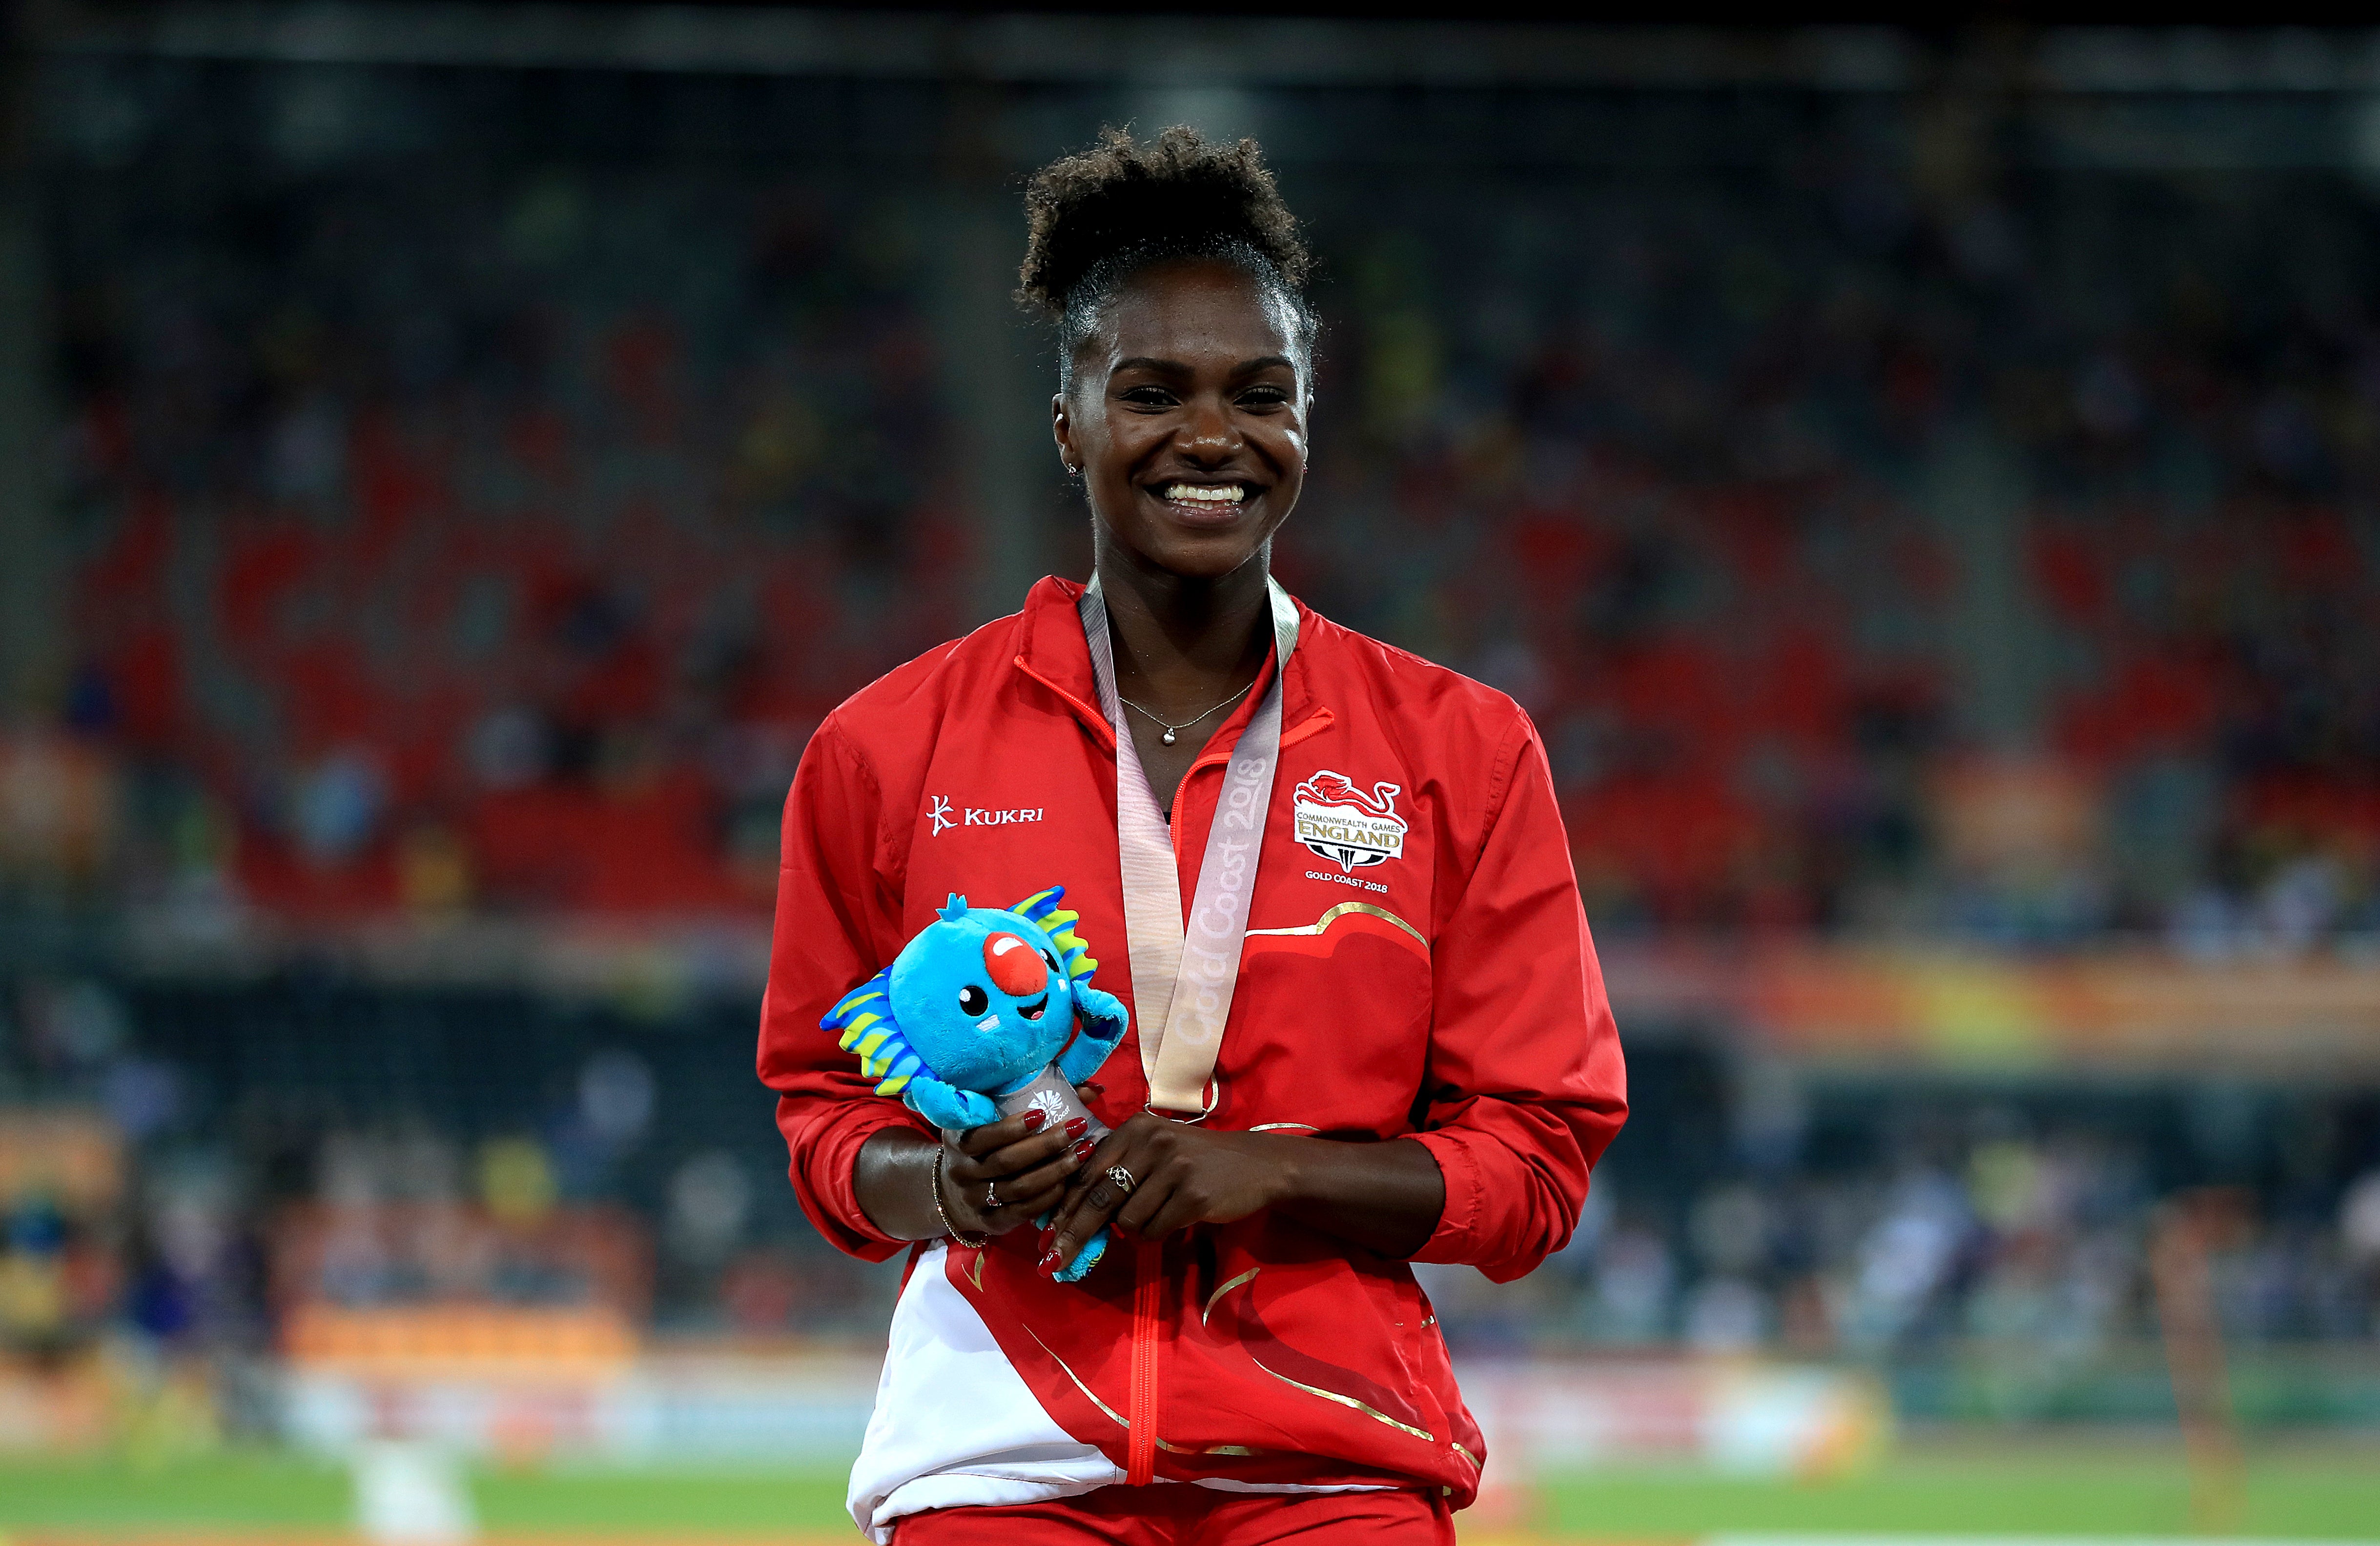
[1035,906,1096,984]
[832,988,887,1021]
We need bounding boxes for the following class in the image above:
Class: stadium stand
[0,55,2375,1428]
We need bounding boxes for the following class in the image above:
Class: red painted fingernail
[1039,1249,1062,1272]
[1064,1118,1088,1139]
[1022,1109,1046,1131]
[1073,1139,1096,1161]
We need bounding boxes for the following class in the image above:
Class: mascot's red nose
[982,933,1045,996]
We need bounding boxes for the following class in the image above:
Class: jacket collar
[1010,574,1323,752]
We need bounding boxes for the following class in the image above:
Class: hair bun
[1018,125,1311,318]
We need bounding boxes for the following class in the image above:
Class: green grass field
[2,1434,2376,1542]
[0,1452,850,1536]
[1536,1437,2380,1539]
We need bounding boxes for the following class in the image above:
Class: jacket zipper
[1126,1238,1163,1484]
[1123,705,1338,1461]
[1013,650,1334,1482]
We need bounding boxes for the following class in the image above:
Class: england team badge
[1293,771,1409,872]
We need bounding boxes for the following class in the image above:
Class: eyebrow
[1110,354,1298,377]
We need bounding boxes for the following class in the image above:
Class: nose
[983,932,1046,997]
[1179,397,1240,464]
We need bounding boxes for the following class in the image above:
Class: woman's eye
[1120,386,1176,407]
[1239,387,1290,407]
[957,985,989,1016]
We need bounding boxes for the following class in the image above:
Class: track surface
[5,1436,2378,1543]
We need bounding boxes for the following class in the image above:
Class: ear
[1052,392,1079,477]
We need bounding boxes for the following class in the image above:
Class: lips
[1158,481,1247,505]
[1017,994,1048,1021]
[1148,482,1257,528]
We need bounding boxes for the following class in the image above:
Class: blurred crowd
[9,977,2379,1417]
[0,976,899,1371]
[15,151,968,919]
[1,77,2372,952]
[1281,163,2380,949]
[1436,1131,2380,1361]
[2,60,2379,1434]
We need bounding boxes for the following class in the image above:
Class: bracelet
[931,1148,988,1249]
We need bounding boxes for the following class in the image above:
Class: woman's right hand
[937,1109,1095,1238]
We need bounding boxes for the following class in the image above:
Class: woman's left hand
[1041,1116,1289,1274]
[1041,1113,1450,1275]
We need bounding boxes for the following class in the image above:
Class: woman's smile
[1052,255,1308,583]
[1147,478,1257,527]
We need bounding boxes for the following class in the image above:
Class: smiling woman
[756,126,1626,1546]
[1028,128,1318,800]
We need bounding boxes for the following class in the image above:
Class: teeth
[1163,484,1245,504]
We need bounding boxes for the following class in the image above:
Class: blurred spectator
[666,1150,752,1269]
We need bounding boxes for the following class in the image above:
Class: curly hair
[1018,125,1315,391]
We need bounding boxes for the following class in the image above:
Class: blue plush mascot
[821,886,1129,1281]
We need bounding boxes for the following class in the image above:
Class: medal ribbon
[1080,575,1298,1117]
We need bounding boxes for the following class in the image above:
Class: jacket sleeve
[755,715,931,1262]
[1405,713,1627,1283]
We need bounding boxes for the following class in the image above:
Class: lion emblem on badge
[1292,771,1409,872]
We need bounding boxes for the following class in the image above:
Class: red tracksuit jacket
[758,576,1625,1529]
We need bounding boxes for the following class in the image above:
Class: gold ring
[984,1180,1001,1209]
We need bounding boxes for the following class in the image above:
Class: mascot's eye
[1039,949,1059,971]
[957,985,989,1016]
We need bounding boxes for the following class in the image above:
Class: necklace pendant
[1161,728,1177,746]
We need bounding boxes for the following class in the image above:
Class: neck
[1091,532,1273,709]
